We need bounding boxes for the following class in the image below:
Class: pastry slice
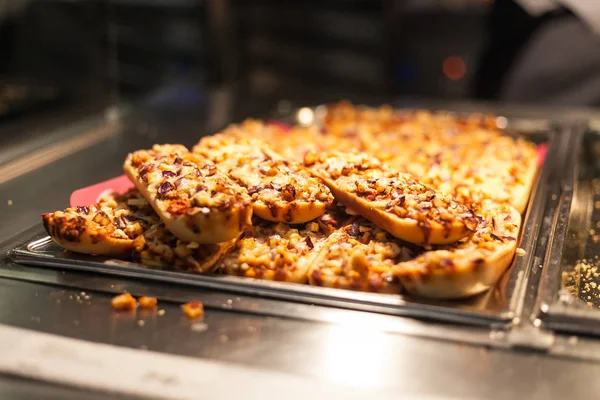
[308,218,404,294]
[219,212,341,283]
[42,189,160,257]
[123,144,252,244]
[304,152,479,245]
[394,201,521,299]
[132,222,236,272]
[194,134,334,224]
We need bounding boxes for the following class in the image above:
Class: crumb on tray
[111,293,137,311]
[182,301,204,319]
[138,296,158,310]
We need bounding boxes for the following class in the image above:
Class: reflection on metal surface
[320,324,388,388]
[0,121,121,185]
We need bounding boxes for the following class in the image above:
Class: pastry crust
[304,151,478,245]
[322,102,538,214]
[123,144,252,244]
[309,218,404,294]
[394,201,521,299]
[42,189,159,257]
[219,211,342,283]
[194,132,334,224]
[132,222,236,272]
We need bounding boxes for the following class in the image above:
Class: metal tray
[536,123,600,335]
[7,108,559,328]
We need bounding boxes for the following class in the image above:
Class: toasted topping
[124,144,252,243]
[394,202,521,277]
[305,152,478,244]
[309,219,404,293]
[220,217,333,283]
[133,222,234,272]
[42,189,160,256]
[194,130,334,224]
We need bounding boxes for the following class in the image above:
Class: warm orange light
[443,56,466,81]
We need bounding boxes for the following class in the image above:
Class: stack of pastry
[42,102,538,299]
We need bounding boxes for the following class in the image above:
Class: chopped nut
[516,248,526,256]
[158,309,166,316]
[138,296,158,310]
[111,293,136,311]
[182,301,204,319]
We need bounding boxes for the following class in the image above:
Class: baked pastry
[394,201,521,299]
[123,144,252,243]
[304,151,479,245]
[321,102,538,214]
[309,218,404,294]
[219,211,342,283]
[42,189,159,257]
[132,222,236,272]
[194,132,334,224]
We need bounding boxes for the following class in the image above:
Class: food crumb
[182,301,204,319]
[138,296,158,310]
[111,293,136,311]
[516,248,526,256]
[137,320,145,327]
[158,309,166,316]
[7,200,12,206]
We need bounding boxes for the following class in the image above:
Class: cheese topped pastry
[394,201,521,299]
[309,218,404,294]
[124,144,252,244]
[304,151,479,245]
[194,134,334,224]
[42,189,160,257]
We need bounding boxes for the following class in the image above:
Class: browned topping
[133,222,231,272]
[309,219,405,293]
[220,218,330,283]
[182,301,204,319]
[111,293,137,311]
[42,189,160,254]
[124,145,252,243]
[306,152,479,243]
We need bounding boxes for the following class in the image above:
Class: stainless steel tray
[7,108,559,328]
[536,124,600,335]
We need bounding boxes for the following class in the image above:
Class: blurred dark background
[0,0,598,130]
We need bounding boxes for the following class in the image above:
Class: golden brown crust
[132,222,236,273]
[124,144,252,244]
[321,102,538,214]
[309,218,404,294]
[394,201,521,299]
[219,211,343,283]
[193,128,334,224]
[304,151,478,245]
[42,189,159,257]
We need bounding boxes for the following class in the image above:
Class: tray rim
[535,123,600,335]
[6,106,559,328]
